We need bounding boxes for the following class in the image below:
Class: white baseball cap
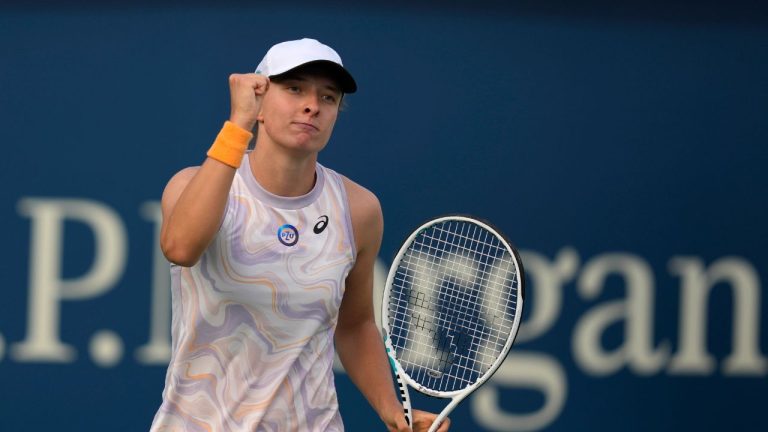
[255,38,357,93]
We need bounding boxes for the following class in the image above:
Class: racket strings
[392,260,518,317]
[399,227,518,320]
[387,220,520,392]
[409,223,511,387]
[409,227,518,306]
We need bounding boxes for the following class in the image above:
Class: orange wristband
[206,121,253,168]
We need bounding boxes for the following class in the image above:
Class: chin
[285,138,328,155]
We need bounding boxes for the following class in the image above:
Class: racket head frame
[381,214,525,400]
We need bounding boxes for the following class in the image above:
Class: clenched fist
[228,73,270,131]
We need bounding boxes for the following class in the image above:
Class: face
[256,71,343,155]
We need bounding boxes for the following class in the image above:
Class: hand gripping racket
[382,215,525,431]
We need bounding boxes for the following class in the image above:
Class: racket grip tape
[384,335,413,426]
[394,371,412,426]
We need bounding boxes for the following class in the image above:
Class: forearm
[336,319,403,425]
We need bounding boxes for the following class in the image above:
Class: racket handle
[394,369,413,426]
[384,335,412,426]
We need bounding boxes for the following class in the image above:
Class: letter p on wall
[12,198,127,362]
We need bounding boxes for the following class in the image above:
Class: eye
[321,94,337,104]
[285,85,301,94]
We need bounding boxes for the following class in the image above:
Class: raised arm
[160,74,268,266]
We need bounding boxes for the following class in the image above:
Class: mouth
[292,122,319,132]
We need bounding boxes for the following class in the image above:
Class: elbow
[161,234,202,267]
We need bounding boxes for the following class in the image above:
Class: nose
[303,92,320,115]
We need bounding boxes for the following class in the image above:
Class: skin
[158,68,450,432]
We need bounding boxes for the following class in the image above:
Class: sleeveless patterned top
[151,156,356,431]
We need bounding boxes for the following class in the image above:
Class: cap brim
[270,60,357,94]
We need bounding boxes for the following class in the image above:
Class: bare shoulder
[341,175,382,226]
[341,176,383,253]
[161,166,200,213]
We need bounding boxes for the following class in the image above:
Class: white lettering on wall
[516,248,578,343]
[668,257,767,375]
[469,248,575,430]
[573,253,670,376]
[4,197,766,431]
[472,352,566,432]
[12,198,127,363]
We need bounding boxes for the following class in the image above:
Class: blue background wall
[1,1,767,430]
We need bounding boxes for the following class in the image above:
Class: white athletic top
[151,156,356,431]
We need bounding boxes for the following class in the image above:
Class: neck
[248,139,318,198]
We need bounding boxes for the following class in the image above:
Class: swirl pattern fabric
[151,159,356,432]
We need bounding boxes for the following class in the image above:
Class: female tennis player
[149,38,450,432]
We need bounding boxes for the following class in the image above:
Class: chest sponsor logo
[277,224,299,246]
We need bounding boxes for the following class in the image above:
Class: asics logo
[313,215,329,234]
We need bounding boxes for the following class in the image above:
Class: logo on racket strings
[277,224,299,246]
[427,369,444,379]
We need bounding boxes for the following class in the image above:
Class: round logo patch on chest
[277,224,299,246]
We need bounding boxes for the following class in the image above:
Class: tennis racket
[382,215,525,431]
